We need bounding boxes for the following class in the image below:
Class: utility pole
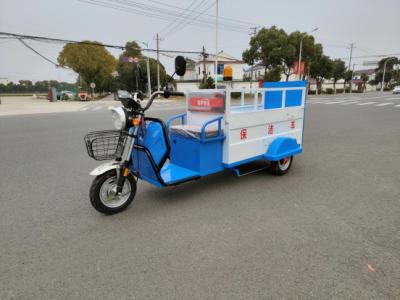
[154,33,163,93]
[249,27,259,88]
[139,41,152,98]
[214,0,219,90]
[348,43,355,93]
[201,46,208,84]
[350,63,355,94]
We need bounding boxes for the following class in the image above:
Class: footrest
[231,160,269,177]
[161,162,200,185]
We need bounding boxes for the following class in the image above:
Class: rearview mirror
[175,56,186,76]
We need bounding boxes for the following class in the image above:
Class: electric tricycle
[84,57,306,214]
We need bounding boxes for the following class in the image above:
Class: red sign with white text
[189,97,225,112]
[293,61,305,76]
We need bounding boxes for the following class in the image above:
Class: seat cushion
[170,124,220,138]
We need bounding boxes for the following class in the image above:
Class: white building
[244,64,298,82]
[180,51,244,81]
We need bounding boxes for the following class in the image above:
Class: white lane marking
[325,101,347,104]
[93,106,102,111]
[395,104,400,107]
[80,107,89,111]
[375,102,393,107]
[364,96,387,100]
[387,97,400,100]
[357,102,377,106]
[340,101,360,105]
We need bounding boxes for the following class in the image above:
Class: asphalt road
[0,93,399,299]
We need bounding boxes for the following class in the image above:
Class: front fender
[90,161,119,176]
[264,137,302,161]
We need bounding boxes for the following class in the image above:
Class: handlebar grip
[164,90,185,98]
[169,91,185,97]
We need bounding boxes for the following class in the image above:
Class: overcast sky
[1,0,399,83]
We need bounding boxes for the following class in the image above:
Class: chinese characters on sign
[240,128,247,140]
[290,120,295,129]
[267,124,274,135]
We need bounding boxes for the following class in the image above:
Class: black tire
[270,156,293,176]
[89,170,137,215]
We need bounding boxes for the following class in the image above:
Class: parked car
[114,90,131,101]
[57,90,74,100]
[393,86,400,94]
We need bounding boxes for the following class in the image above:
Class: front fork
[116,120,141,194]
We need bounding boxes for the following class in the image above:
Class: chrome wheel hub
[99,176,131,208]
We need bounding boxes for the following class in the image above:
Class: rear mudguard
[90,161,119,176]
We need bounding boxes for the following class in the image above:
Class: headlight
[110,107,127,130]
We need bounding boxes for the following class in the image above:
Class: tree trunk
[333,81,336,94]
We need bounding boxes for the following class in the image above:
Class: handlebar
[142,90,185,112]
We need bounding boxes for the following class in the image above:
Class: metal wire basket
[84,130,127,161]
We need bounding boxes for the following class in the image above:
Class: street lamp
[298,28,318,80]
[381,57,396,93]
[136,40,152,98]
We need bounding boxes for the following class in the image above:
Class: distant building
[0,77,9,85]
[180,51,244,81]
[244,64,298,82]
[353,69,375,81]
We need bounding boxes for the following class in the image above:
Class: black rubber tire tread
[270,156,293,176]
[89,170,137,215]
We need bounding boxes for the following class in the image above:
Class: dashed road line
[340,101,360,105]
[357,102,377,106]
[325,101,348,104]
[375,102,393,107]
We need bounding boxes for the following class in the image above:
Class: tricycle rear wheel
[89,170,137,215]
[270,156,293,176]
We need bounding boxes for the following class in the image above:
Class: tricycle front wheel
[270,156,293,176]
[89,170,137,215]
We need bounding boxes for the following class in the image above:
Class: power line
[18,39,61,67]
[159,0,199,35]
[0,32,209,55]
[163,0,216,37]
[148,0,260,27]
[161,0,210,37]
[78,0,249,34]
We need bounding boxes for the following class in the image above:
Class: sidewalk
[0,95,183,116]
[0,96,100,116]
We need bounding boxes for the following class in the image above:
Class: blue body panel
[130,122,168,187]
[263,137,302,161]
[160,162,200,185]
[264,81,307,109]
[169,133,224,176]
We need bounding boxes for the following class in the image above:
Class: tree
[264,67,282,82]
[58,41,117,92]
[310,52,333,94]
[199,76,215,89]
[373,57,399,89]
[331,59,346,93]
[242,26,293,82]
[360,73,369,92]
[116,41,169,93]
[287,31,317,81]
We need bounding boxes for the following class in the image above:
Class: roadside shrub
[336,88,344,93]
[325,88,334,94]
